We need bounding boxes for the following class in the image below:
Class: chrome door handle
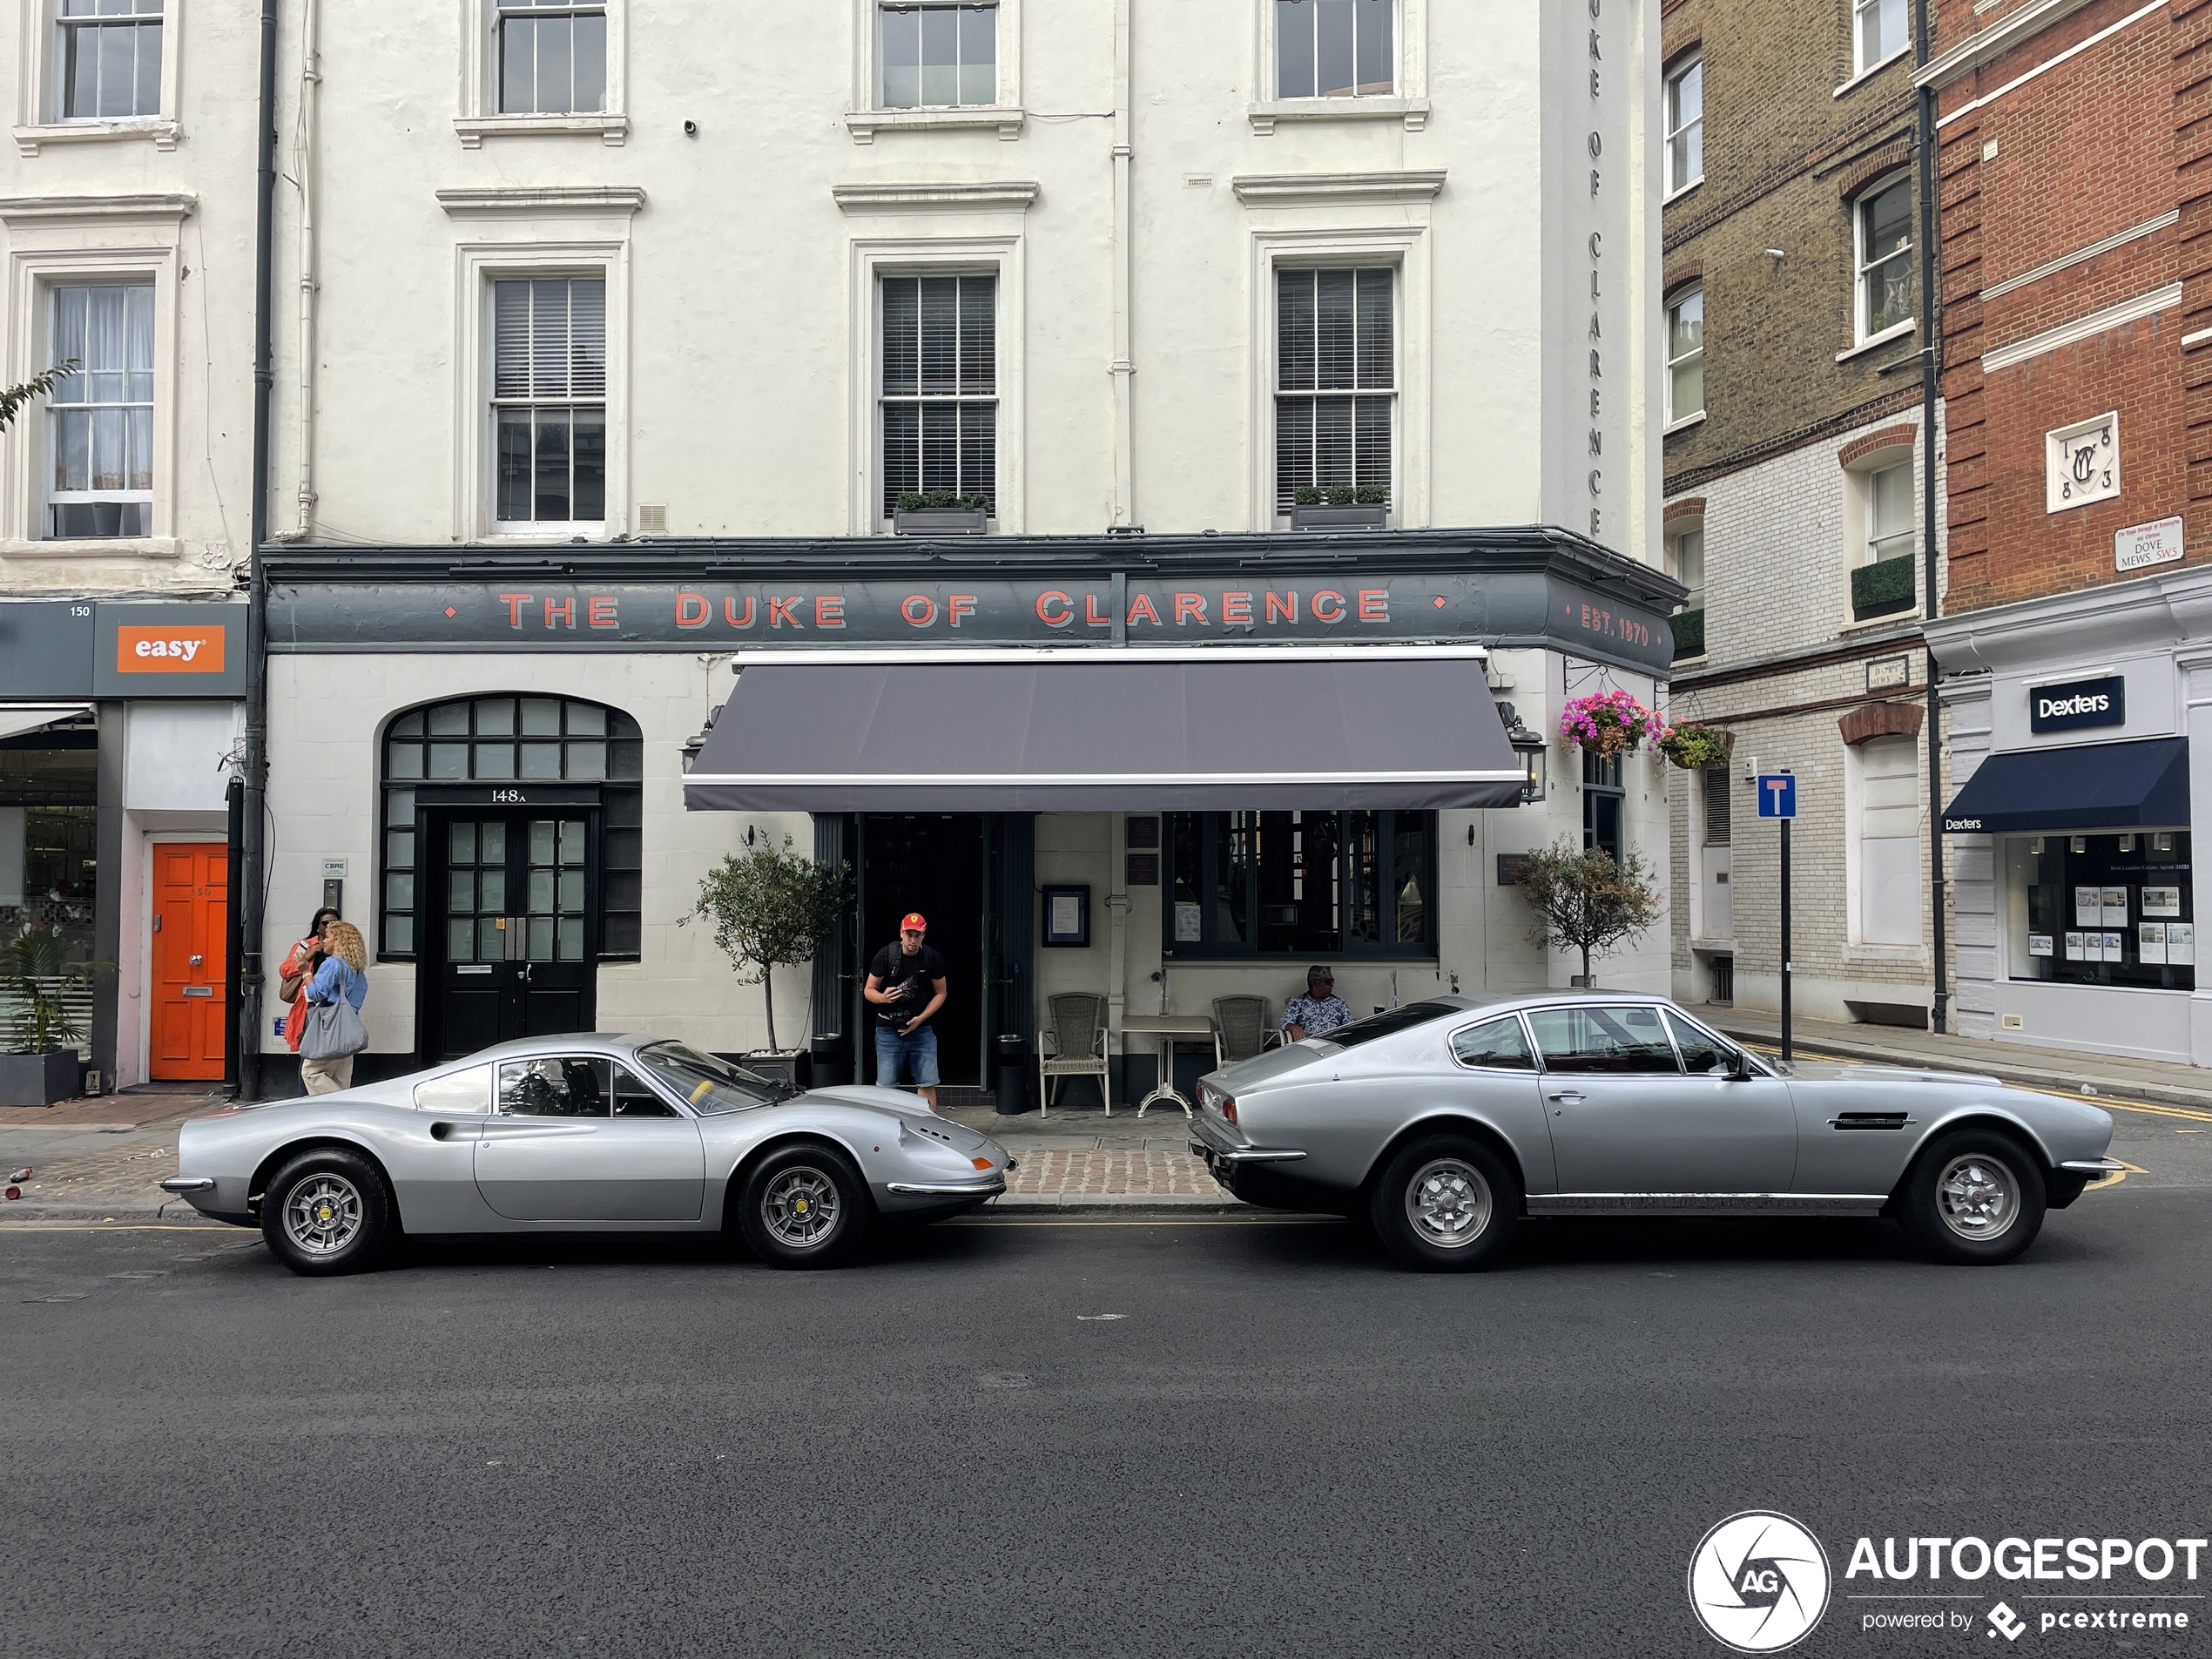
[519,962,533,984]
[1547,1090,1586,1103]
[189,954,204,966]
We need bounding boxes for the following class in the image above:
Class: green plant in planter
[1657,722,1732,772]
[1292,484,1391,507]
[1,924,109,1055]
[689,837,853,1055]
[1510,840,1664,987]
[895,490,992,514]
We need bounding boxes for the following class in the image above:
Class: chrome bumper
[2058,1158,2128,1174]
[887,1177,1007,1196]
[1187,1143,1308,1164]
[158,1177,216,1194]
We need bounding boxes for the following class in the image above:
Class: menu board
[2102,887,2130,927]
[2142,887,2182,919]
[1174,902,1202,941]
[2074,887,2102,928]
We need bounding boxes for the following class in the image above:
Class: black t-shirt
[869,942,948,1026]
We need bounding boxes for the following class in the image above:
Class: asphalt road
[3,1171,2208,1659]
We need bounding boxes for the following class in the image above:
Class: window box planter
[893,507,989,536]
[0,1049,79,1108]
[1291,503,1389,531]
[1851,553,1917,621]
[1670,606,1706,661]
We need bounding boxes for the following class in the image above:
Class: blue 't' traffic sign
[1756,773,1797,819]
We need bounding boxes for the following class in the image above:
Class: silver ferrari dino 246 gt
[162,1036,1010,1274]
[1190,992,2122,1271]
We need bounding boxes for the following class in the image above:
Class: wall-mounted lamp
[680,730,707,773]
[1507,720,1548,806]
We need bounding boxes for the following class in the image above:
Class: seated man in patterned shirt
[1281,966,1355,1042]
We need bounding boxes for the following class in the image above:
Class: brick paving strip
[1002,1147,1220,1199]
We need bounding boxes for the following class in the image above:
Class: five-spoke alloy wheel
[1898,1128,2047,1265]
[260,1147,394,1276]
[737,1143,871,1268]
[1369,1134,1519,1271]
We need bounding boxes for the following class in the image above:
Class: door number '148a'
[490,789,526,803]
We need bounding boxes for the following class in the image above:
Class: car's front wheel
[1368,1135,1519,1271]
[736,1143,872,1268]
[260,1147,393,1277]
[1897,1128,2047,1265]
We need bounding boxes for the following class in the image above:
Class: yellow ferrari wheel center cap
[316,1203,333,1222]
[793,1197,809,1213]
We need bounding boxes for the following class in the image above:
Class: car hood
[802,1083,956,1117]
[1780,1062,2006,1087]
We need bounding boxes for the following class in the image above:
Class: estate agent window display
[2005,830,2195,992]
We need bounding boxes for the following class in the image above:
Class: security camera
[683,118,698,137]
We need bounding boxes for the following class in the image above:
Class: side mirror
[1725,1050,1756,1082]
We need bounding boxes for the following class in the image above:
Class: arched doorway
[379,694,643,1061]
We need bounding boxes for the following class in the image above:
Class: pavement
[2,1183,2205,1656]
[0,1089,219,1223]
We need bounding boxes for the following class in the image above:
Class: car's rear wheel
[1897,1128,2047,1265]
[736,1143,871,1268]
[1367,1135,1519,1271]
[260,1148,393,1277]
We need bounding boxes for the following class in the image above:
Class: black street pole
[1780,813,1793,1065]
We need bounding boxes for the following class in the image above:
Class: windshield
[1313,1001,1460,1049]
[635,1042,795,1114]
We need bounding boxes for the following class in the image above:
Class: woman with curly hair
[300,919,369,1095]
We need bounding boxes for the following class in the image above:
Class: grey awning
[683,645,1526,813]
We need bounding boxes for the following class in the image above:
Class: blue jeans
[874,1022,941,1088]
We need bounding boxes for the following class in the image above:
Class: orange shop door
[151,842,227,1081]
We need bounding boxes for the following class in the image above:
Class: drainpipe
[1109,0,1134,523]
[1915,0,1947,1034]
[282,0,320,540]
[239,0,279,1096]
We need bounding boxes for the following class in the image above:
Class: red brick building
[1926,0,2212,1065]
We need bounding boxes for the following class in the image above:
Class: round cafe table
[1118,1014,1219,1118]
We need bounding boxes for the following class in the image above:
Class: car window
[496,1056,612,1117]
[1525,1006,1683,1075]
[635,1042,793,1114]
[414,1063,490,1113]
[1450,1016,1536,1070]
[612,1063,679,1117]
[1314,1001,1460,1049]
[1665,1010,1737,1076]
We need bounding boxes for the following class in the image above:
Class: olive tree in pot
[0,924,109,1107]
[690,836,853,1086]
[1510,839,1665,988]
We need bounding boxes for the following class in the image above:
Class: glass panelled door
[431,813,596,1060]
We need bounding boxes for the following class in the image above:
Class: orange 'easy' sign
[116,624,226,673]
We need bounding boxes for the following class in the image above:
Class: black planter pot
[1291,503,1389,530]
[893,508,989,536]
[0,1049,80,1107]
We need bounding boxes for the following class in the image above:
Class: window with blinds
[48,282,155,539]
[492,276,605,528]
[880,273,995,517]
[1275,267,1393,513]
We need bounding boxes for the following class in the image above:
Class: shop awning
[0,705,91,743]
[683,645,1527,813]
[1941,736,2189,833]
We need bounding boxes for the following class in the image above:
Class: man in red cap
[865,912,948,1107]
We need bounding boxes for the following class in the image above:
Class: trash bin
[809,1034,847,1089]
[994,1033,1027,1115]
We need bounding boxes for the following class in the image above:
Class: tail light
[1220,1096,1237,1123]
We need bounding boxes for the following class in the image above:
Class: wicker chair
[1211,995,1281,1068]
[1037,991,1111,1116]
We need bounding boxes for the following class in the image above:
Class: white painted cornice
[830,179,1040,212]
[435,185,647,217]
[1230,170,1447,206]
[1925,566,2212,673]
[0,191,196,226]
[1914,0,2099,90]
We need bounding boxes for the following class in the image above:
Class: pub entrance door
[419,811,598,1061]
[860,814,986,1087]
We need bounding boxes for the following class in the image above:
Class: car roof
[426,1033,669,1067]
[1426,988,1679,1017]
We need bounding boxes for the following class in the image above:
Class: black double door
[424,811,599,1061]
[862,814,985,1086]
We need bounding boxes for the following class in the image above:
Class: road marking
[950,1215,1339,1228]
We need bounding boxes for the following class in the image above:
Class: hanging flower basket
[1558,691,1668,759]
[1657,721,1733,772]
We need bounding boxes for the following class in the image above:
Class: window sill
[845,107,1027,144]
[1837,320,1917,362]
[15,118,179,158]
[1833,45,1912,98]
[1663,411,1707,436]
[487,524,608,542]
[3,535,179,560]
[455,113,628,149]
[1670,652,1710,669]
[1662,177,1703,206]
[1839,607,1923,635]
[1248,97,1431,135]
[1689,936,1735,950]
[1841,943,1927,964]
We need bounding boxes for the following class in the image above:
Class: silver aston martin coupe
[162,1035,1010,1275]
[1188,992,2122,1271]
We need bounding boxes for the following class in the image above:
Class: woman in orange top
[278,907,339,1088]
